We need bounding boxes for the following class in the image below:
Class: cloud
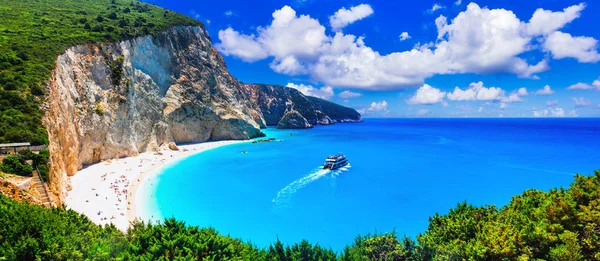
[567,78,600,91]
[338,90,362,98]
[517,87,528,96]
[224,10,235,17]
[543,31,600,63]
[216,28,269,62]
[329,4,374,31]
[546,100,558,107]
[447,82,503,101]
[429,4,445,13]
[572,97,592,107]
[525,3,585,36]
[446,81,526,103]
[532,107,566,117]
[478,106,484,112]
[399,32,411,41]
[407,84,446,105]
[286,83,334,99]
[535,85,554,95]
[217,3,592,90]
[358,101,388,114]
[455,0,462,6]
[500,103,508,109]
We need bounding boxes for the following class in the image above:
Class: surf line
[272,165,351,207]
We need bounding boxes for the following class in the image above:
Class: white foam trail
[272,164,351,209]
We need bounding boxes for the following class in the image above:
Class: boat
[323,154,348,170]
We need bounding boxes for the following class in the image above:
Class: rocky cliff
[43,26,361,204]
[242,84,362,128]
[43,26,264,202]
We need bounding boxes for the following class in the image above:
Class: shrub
[107,12,117,20]
[95,102,104,116]
[0,155,33,177]
[37,165,49,182]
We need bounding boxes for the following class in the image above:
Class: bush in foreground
[0,170,599,260]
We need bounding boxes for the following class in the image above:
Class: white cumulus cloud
[407,84,447,105]
[399,32,411,41]
[429,4,445,13]
[535,85,555,95]
[338,90,362,98]
[217,3,594,91]
[544,31,600,63]
[446,82,526,103]
[546,100,559,107]
[216,28,269,62]
[525,3,585,36]
[533,107,566,117]
[329,4,374,31]
[286,83,334,99]
[358,101,388,114]
[567,78,600,91]
[517,87,528,96]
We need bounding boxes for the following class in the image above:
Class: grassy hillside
[1,170,599,260]
[0,0,201,145]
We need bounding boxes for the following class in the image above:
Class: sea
[138,118,599,251]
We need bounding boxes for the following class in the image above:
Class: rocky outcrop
[43,26,264,203]
[242,84,362,129]
[277,110,313,129]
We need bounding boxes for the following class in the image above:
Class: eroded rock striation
[43,26,361,203]
[43,26,264,202]
[277,110,313,129]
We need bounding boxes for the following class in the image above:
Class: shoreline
[65,140,246,231]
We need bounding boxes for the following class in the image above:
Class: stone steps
[32,170,52,207]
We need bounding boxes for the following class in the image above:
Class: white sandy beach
[65,140,245,231]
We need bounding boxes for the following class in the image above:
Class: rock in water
[277,110,313,129]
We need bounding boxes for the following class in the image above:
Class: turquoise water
[142,118,599,250]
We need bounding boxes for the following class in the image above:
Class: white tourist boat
[323,154,348,170]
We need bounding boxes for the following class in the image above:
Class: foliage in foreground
[0,0,201,145]
[1,171,600,260]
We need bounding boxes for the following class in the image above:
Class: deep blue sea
[141,118,599,251]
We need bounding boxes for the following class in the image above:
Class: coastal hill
[243,84,362,129]
[0,0,360,203]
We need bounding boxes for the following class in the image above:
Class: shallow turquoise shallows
[140,118,599,251]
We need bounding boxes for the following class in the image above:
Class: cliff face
[43,26,263,202]
[242,84,362,128]
[43,26,361,204]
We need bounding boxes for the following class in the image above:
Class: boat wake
[272,164,351,210]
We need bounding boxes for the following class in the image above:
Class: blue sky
[147,0,600,117]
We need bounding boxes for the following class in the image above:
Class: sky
[146,0,600,118]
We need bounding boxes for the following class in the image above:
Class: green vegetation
[0,0,202,145]
[0,149,49,178]
[1,170,600,260]
[95,102,105,116]
[0,155,32,176]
